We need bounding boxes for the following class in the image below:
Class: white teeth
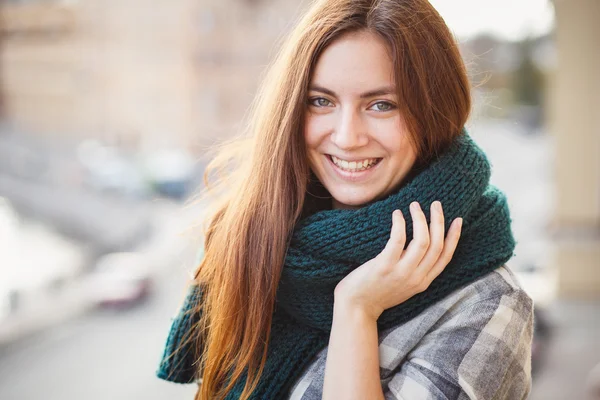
[330,156,380,172]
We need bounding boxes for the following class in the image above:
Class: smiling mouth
[327,154,383,172]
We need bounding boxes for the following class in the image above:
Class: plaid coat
[287,265,534,400]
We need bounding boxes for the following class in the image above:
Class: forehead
[310,30,395,92]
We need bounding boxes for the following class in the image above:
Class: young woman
[156,0,534,399]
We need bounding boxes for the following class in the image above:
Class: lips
[324,154,383,182]
[329,155,382,171]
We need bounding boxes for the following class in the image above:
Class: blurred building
[0,0,597,299]
[0,0,302,152]
[550,0,600,298]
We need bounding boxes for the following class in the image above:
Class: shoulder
[379,264,534,365]
[380,264,534,399]
[441,263,532,307]
[440,263,533,319]
[392,265,533,335]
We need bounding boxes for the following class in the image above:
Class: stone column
[550,0,600,298]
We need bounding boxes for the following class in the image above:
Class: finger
[399,202,430,268]
[381,209,406,261]
[415,201,445,276]
[424,217,463,284]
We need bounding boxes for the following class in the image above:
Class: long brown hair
[191,0,471,398]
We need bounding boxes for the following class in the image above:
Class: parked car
[77,140,150,199]
[142,149,197,200]
[86,252,153,309]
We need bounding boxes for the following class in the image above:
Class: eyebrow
[308,85,397,99]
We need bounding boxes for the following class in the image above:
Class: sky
[429,0,555,41]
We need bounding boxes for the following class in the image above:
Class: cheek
[389,135,412,156]
[368,119,408,151]
[304,115,327,149]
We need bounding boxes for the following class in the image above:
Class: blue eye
[309,97,333,107]
[370,101,395,112]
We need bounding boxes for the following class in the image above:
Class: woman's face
[304,30,417,210]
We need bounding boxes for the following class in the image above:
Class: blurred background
[0,0,597,399]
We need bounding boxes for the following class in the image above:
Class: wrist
[333,296,381,324]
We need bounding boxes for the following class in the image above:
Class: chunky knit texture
[156,129,516,399]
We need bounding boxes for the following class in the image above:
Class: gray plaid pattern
[288,265,534,400]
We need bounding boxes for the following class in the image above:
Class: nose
[330,107,369,150]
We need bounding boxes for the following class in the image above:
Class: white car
[86,252,153,308]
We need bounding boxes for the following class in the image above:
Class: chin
[329,188,378,209]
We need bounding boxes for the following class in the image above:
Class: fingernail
[433,201,442,212]
[456,218,463,228]
[411,202,420,211]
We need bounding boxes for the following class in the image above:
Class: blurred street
[530,300,600,400]
[0,261,197,400]
[0,161,202,399]
[0,124,204,399]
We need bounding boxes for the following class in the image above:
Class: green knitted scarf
[156,129,516,399]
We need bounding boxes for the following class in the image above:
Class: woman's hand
[334,201,463,322]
